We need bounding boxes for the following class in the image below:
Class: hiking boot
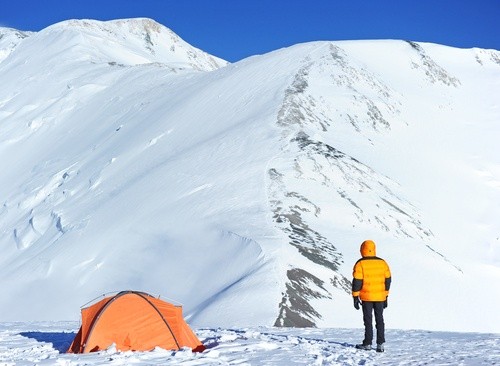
[355,343,372,350]
[376,343,384,353]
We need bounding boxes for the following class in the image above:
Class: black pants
[362,301,385,345]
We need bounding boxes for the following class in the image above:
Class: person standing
[352,239,391,352]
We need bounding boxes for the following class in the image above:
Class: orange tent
[67,291,205,353]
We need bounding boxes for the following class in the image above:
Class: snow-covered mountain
[0,18,499,333]
[0,27,32,62]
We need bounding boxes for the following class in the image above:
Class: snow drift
[0,18,499,333]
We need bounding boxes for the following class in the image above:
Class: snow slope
[0,27,31,63]
[0,18,499,334]
[0,322,499,365]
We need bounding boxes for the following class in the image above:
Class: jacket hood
[360,240,376,257]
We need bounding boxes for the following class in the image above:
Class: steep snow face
[268,41,500,331]
[0,19,499,333]
[269,43,432,327]
[0,27,32,63]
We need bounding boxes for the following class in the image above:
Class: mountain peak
[49,18,171,42]
[51,18,227,70]
[3,18,227,71]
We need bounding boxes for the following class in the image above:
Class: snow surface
[0,322,498,365]
[1,18,500,336]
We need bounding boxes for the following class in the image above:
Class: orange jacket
[352,240,391,302]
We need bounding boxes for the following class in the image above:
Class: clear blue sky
[1,0,498,62]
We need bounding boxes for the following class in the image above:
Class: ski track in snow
[0,323,498,365]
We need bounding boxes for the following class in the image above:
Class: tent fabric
[67,291,205,353]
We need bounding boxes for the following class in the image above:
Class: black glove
[353,296,360,310]
[383,297,388,309]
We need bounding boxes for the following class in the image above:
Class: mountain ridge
[0,19,499,333]
[0,18,227,70]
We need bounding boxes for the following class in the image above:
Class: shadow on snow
[20,331,76,353]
